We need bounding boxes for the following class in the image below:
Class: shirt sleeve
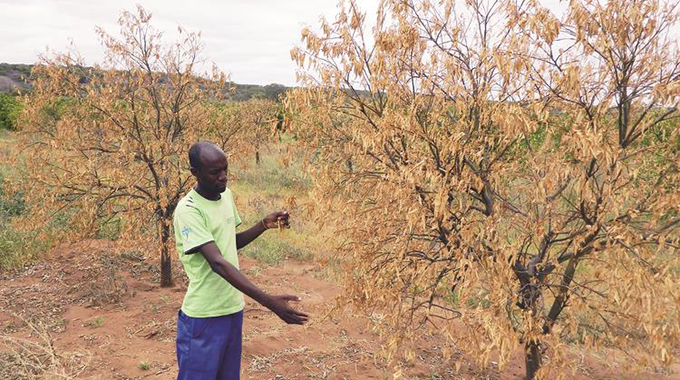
[231,194,242,227]
[175,206,214,254]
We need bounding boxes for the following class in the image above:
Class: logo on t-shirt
[181,226,190,239]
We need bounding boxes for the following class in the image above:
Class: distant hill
[0,64,32,93]
[228,82,288,102]
[0,63,290,101]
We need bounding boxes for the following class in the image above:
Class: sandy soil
[0,240,677,380]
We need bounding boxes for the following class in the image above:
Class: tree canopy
[288,0,680,378]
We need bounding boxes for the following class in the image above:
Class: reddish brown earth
[0,240,677,380]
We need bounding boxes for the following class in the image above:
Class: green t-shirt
[173,188,244,317]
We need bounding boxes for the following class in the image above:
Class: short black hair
[188,141,217,170]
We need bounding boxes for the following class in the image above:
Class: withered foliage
[288,0,680,378]
[11,7,276,287]
[214,98,281,165]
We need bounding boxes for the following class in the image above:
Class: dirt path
[0,240,677,380]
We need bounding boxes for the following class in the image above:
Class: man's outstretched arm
[198,241,308,325]
[236,210,289,249]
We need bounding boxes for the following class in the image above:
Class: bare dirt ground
[0,240,677,380]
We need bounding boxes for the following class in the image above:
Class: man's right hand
[266,295,309,325]
[198,242,309,325]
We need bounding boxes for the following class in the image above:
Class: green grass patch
[231,145,310,198]
[229,142,331,267]
[84,315,105,328]
[240,234,312,265]
[0,227,52,271]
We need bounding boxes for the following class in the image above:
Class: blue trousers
[176,310,243,380]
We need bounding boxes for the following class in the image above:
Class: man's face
[193,149,228,195]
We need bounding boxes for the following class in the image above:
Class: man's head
[189,141,228,196]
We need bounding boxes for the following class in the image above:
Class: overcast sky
[3,0,669,87]
[2,0,373,86]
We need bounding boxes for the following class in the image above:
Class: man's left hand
[262,211,290,230]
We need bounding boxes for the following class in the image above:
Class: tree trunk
[160,220,173,287]
[255,150,261,165]
[525,340,542,380]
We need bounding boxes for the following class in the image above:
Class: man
[173,141,308,380]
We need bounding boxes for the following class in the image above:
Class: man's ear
[190,166,199,177]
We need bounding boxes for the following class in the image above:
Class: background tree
[215,98,279,165]
[14,6,231,287]
[288,0,680,378]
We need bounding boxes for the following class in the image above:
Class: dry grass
[0,317,91,380]
[71,257,129,307]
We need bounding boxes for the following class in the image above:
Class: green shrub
[0,94,22,131]
[0,172,50,270]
